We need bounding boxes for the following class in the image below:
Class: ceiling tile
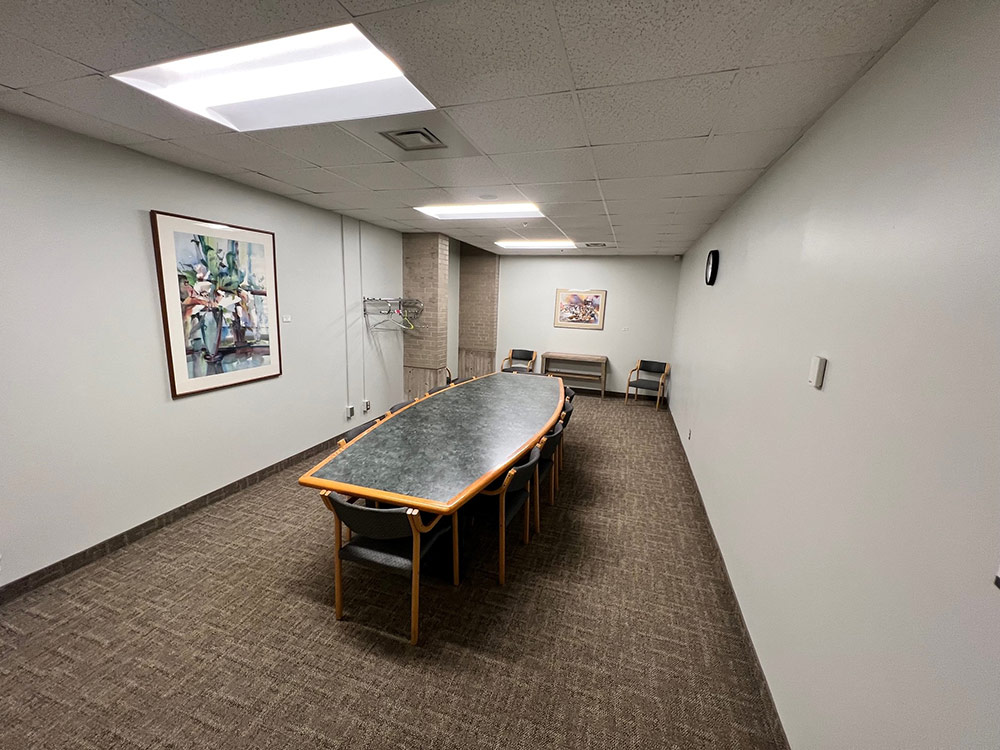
[328,162,433,190]
[548,215,613,229]
[609,214,678,227]
[716,54,873,133]
[127,140,249,175]
[443,185,526,203]
[600,170,761,200]
[338,109,481,162]
[444,93,588,154]
[491,149,594,184]
[260,167,363,193]
[340,0,423,16]
[225,172,307,196]
[25,75,231,140]
[699,128,801,172]
[516,181,602,203]
[537,202,608,218]
[579,73,735,145]
[0,31,95,89]
[311,190,408,210]
[0,89,155,145]
[374,187,453,206]
[748,0,934,67]
[133,0,350,48]
[359,0,573,105]
[2,0,205,72]
[605,199,682,215]
[554,0,775,88]
[666,207,722,225]
[170,133,312,173]
[592,138,707,179]
[675,194,738,214]
[292,193,349,211]
[405,156,508,187]
[250,124,392,167]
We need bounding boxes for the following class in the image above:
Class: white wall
[669,2,1000,747]
[496,255,680,391]
[360,221,405,416]
[0,112,402,586]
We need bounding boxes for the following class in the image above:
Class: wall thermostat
[809,356,827,389]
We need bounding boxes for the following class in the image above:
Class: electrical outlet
[346,405,355,419]
[621,326,630,332]
[363,399,371,413]
[687,429,692,440]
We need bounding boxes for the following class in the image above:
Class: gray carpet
[0,395,787,749]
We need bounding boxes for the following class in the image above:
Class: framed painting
[150,210,282,398]
[554,288,607,330]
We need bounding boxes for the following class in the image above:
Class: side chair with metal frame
[321,491,455,645]
[625,360,671,410]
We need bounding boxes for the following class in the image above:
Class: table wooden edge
[297,372,566,515]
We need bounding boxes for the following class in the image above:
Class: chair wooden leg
[410,532,421,645]
[533,466,541,533]
[624,387,629,404]
[333,519,344,620]
[498,496,506,586]
[549,468,556,506]
[451,514,460,586]
[523,480,531,544]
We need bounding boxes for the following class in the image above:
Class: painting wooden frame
[553,288,607,330]
[150,210,282,398]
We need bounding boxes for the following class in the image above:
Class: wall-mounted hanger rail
[364,297,426,331]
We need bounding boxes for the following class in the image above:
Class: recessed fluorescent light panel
[414,203,543,220]
[495,239,577,249]
[112,24,434,131]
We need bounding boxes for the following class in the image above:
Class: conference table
[298,372,566,514]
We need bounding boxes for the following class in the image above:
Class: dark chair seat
[629,377,663,390]
[340,519,451,576]
[501,365,530,373]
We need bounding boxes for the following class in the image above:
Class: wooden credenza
[540,352,608,398]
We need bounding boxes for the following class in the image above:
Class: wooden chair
[321,492,455,645]
[625,360,671,410]
[478,447,541,585]
[533,422,564,530]
[500,348,537,373]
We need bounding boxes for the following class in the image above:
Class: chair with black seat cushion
[321,492,455,645]
[554,399,574,479]
[500,348,537,373]
[388,398,415,414]
[477,447,540,585]
[533,423,564,528]
[426,384,449,396]
[625,360,671,410]
[342,418,379,445]
[452,376,475,385]
[564,386,576,402]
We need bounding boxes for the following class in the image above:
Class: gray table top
[299,372,565,513]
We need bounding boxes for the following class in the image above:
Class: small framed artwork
[150,210,282,398]
[554,288,607,330]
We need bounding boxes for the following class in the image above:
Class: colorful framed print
[554,288,607,330]
[150,211,282,398]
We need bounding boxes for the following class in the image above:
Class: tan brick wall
[457,243,499,377]
[402,234,450,396]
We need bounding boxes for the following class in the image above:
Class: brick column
[402,233,449,397]
[457,243,499,378]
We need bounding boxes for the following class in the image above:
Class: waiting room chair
[427,384,450,396]
[321,492,455,645]
[625,360,671,410]
[477,447,541,585]
[453,376,474,385]
[388,398,415,414]
[500,348,537,373]
[564,386,576,402]
[342,418,379,445]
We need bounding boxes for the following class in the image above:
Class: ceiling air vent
[583,242,608,248]
[379,127,446,151]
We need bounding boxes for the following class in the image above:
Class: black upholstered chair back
[511,348,535,362]
[389,398,414,413]
[506,448,541,493]
[327,494,411,539]
[561,399,575,428]
[638,360,667,375]
[344,418,378,443]
[540,423,563,461]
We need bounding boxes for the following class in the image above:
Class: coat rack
[363,297,425,330]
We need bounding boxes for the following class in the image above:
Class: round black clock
[705,249,719,286]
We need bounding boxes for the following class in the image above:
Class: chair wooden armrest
[500,352,512,369]
[527,353,537,370]
[407,509,443,534]
[627,361,639,382]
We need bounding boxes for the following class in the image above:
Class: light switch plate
[809,356,827,389]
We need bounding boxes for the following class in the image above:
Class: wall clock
[705,249,719,286]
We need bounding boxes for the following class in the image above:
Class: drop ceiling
[0,0,935,255]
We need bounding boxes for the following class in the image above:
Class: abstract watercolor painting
[150,211,282,398]
[554,288,607,330]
